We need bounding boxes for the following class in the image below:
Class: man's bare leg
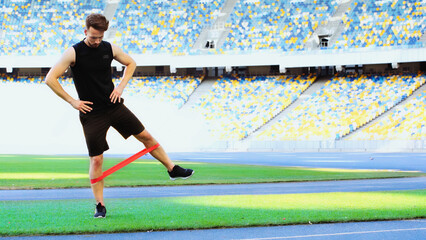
[134,129,175,171]
[89,154,105,206]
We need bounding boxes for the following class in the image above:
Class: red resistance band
[90,143,160,184]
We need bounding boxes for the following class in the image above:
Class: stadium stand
[122,75,203,108]
[0,73,202,109]
[0,73,73,85]
[221,0,338,52]
[112,0,225,55]
[1,0,424,55]
[333,0,426,49]
[255,73,426,141]
[193,74,316,140]
[347,90,426,140]
[0,0,104,56]
[1,1,425,152]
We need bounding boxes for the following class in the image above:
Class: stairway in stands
[180,77,217,110]
[341,80,426,140]
[242,76,329,142]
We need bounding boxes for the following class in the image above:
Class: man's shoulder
[101,40,112,47]
[72,40,85,50]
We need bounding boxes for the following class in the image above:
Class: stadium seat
[194,74,316,140]
[333,0,426,49]
[117,75,203,108]
[348,89,426,140]
[255,73,426,140]
[0,0,104,56]
[112,0,225,55]
[221,0,337,53]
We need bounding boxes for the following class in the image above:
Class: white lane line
[303,160,361,163]
[265,154,297,157]
[374,156,407,158]
[233,227,426,240]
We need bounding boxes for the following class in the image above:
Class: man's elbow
[44,72,57,87]
[124,60,136,72]
[129,59,136,69]
[44,75,52,86]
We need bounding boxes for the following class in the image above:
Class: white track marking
[233,227,426,240]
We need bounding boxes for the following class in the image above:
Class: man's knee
[90,155,103,168]
[135,130,154,142]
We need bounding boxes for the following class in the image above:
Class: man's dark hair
[86,13,109,31]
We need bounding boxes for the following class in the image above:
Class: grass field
[0,155,424,189]
[1,154,425,236]
[1,190,425,236]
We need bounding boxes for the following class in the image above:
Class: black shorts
[79,103,145,157]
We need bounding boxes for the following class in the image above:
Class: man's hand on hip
[110,87,123,104]
[71,99,93,114]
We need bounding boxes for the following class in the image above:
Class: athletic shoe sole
[170,170,195,181]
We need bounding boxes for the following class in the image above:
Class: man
[45,13,194,218]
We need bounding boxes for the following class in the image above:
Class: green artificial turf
[1,190,425,236]
[0,154,424,189]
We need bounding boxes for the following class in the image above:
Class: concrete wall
[17,68,42,76]
[211,140,426,152]
[135,66,156,75]
[1,82,425,155]
[247,66,271,75]
[363,64,390,74]
[0,82,213,155]
[399,62,422,73]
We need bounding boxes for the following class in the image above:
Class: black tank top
[71,40,120,113]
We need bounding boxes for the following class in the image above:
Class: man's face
[84,27,104,48]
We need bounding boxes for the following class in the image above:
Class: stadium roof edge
[0,47,425,71]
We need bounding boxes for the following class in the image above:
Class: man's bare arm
[45,48,93,113]
[109,44,137,104]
